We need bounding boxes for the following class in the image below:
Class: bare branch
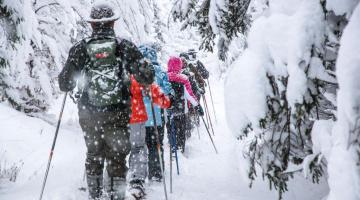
[35,2,60,14]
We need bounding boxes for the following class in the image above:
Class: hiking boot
[129,180,146,199]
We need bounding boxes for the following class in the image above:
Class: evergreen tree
[0,0,83,113]
[218,0,251,60]
[171,0,251,60]
[229,1,347,198]
[171,0,198,22]
[225,1,347,199]
[0,0,157,113]
[0,1,20,101]
[323,1,360,199]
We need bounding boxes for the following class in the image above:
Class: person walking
[180,50,210,135]
[139,45,173,182]
[58,1,154,199]
[128,73,171,199]
[167,56,204,153]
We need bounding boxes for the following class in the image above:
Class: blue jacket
[139,45,173,127]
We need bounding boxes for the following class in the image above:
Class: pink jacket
[167,57,198,106]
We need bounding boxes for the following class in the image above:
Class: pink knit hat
[167,56,183,73]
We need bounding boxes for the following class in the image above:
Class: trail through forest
[0,58,327,200]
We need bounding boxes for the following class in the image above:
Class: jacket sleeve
[184,87,199,106]
[58,40,87,92]
[118,39,154,86]
[183,76,199,106]
[170,73,198,105]
[151,84,171,109]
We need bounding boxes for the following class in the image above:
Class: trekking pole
[166,113,173,193]
[196,124,201,140]
[202,97,211,128]
[169,134,173,194]
[39,92,68,200]
[149,94,169,200]
[201,116,218,154]
[203,95,215,136]
[202,98,210,127]
[207,79,217,123]
[196,113,201,140]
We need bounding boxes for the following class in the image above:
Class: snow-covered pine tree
[0,1,20,101]
[171,0,198,22]
[321,0,360,199]
[0,0,159,113]
[0,0,50,113]
[217,0,251,60]
[0,0,89,113]
[152,1,165,44]
[225,0,346,198]
[171,0,251,60]
[191,0,215,52]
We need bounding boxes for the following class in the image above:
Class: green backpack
[83,38,130,107]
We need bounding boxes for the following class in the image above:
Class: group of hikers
[57,2,211,200]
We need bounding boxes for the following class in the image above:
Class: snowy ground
[0,57,328,200]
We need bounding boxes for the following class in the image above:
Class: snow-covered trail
[0,76,275,200]
[0,59,327,200]
[0,78,273,200]
[0,102,88,200]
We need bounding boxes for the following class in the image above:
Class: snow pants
[171,114,186,151]
[79,108,130,199]
[129,123,148,182]
[145,126,164,179]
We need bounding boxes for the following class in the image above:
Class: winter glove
[195,105,204,117]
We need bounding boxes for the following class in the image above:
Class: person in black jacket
[180,50,209,100]
[180,50,209,137]
[58,2,154,200]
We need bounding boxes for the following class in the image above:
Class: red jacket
[130,75,171,124]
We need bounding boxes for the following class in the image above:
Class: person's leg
[104,146,128,200]
[156,126,165,178]
[175,114,186,152]
[128,123,148,182]
[145,126,156,179]
[146,126,164,181]
[102,111,131,200]
[165,112,171,144]
[174,115,181,149]
[79,110,106,199]
[128,123,147,198]
[185,113,192,139]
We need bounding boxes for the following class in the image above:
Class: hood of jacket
[139,45,158,64]
[167,56,183,74]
